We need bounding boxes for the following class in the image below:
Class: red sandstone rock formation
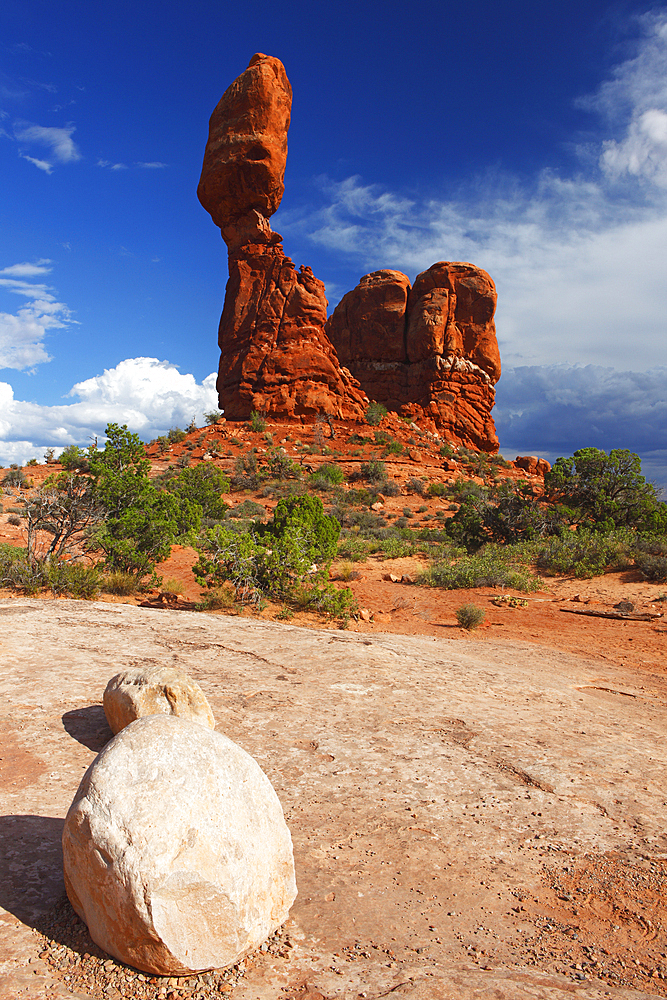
[514,455,551,477]
[198,54,368,422]
[326,262,501,451]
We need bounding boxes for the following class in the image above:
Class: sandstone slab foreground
[1,598,666,999]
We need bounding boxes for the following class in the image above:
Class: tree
[23,473,104,564]
[88,423,201,576]
[166,463,230,520]
[544,448,665,530]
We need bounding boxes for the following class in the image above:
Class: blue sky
[1,1,666,489]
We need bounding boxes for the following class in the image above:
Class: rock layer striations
[198,54,368,421]
[326,263,502,451]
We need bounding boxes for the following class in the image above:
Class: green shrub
[535,528,634,578]
[249,410,267,433]
[193,495,350,621]
[47,561,101,599]
[166,463,230,521]
[7,514,21,526]
[59,445,90,471]
[365,401,387,426]
[544,447,665,531]
[228,499,265,519]
[633,536,667,582]
[456,604,486,630]
[168,427,186,444]
[195,587,236,611]
[360,459,386,485]
[420,547,541,592]
[204,410,225,425]
[266,448,300,480]
[313,463,344,486]
[406,477,426,496]
[427,482,447,497]
[3,465,27,488]
[26,458,38,467]
[101,571,138,595]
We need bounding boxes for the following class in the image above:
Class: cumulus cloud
[494,364,667,491]
[0,260,72,369]
[14,121,81,170]
[0,357,218,465]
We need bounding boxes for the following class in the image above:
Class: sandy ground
[1,600,666,1000]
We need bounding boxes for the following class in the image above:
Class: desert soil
[0,418,666,999]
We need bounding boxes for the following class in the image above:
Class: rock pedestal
[62,715,297,975]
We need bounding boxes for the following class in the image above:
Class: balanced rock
[197,53,292,235]
[326,262,501,452]
[62,715,297,975]
[198,54,368,422]
[103,665,215,735]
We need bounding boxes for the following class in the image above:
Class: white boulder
[62,715,297,974]
[103,665,215,734]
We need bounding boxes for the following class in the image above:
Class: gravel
[37,894,294,998]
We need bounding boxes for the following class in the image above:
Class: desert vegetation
[0,418,665,616]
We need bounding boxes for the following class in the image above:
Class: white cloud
[14,121,81,170]
[0,260,71,370]
[136,161,167,169]
[97,159,127,170]
[21,154,52,173]
[281,13,667,377]
[0,358,218,465]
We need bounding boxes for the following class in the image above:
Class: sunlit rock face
[326,262,502,451]
[198,54,368,422]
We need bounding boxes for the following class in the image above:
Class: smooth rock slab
[103,664,215,734]
[62,715,297,974]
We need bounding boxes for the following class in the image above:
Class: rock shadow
[62,705,113,752]
[0,814,65,927]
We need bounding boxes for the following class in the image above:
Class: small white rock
[62,715,297,974]
[103,665,215,735]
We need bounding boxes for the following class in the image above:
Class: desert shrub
[47,561,101,599]
[193,495,351,621]
[446,482,563,551]
[7,514,21,526]
[440,442,455,458]
[382,480,400,497]
[249,410,267,433]
[166,463,230,521]
[456,604,486,630]
[365,401,387,426]
[406,477,426,495]
[204,410,225,425]
[266,448,300,480]
[195,586,236,611]
[26,458,38,467]
[161,577,185,595]
[427,482,447,497]
[231,452,261,491]
[402,507,414,518]
[101,571,138,595]
[312,463,344,486]
[633,536,667,582]
[417,505,428,513]
[535,527,635,578]
[59,445,90,471]
[337,535,373,562]
[168,427,186,444]
[382,439,403,457]
[359,459,386,485]
[228,499,265,520]
[419,547,541,592]
[3,465,27,488]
